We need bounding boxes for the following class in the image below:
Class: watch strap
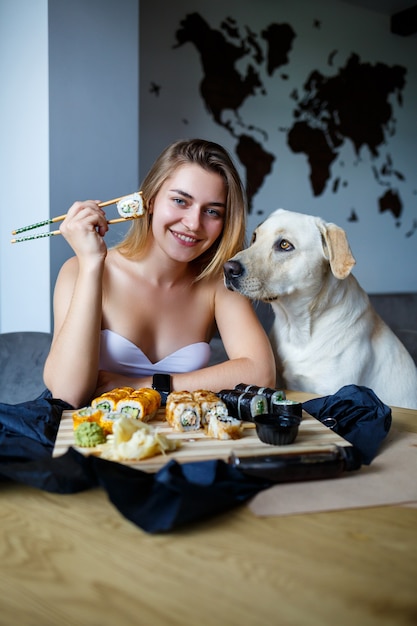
[152,373,172,406]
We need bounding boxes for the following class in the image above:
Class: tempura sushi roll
[192,389,228,425]
[99,410,125,436]
[166,391,202,431]
[218,390,268,422]
[206,413,244,440]
[91,387,134,412]
[116,192,144,218]
[116,388,161,422]
[72,406,103,430]
[116,396,148,421]
[135,387,161,418]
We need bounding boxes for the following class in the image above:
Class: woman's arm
[171,280,276,392]
[43,201,109,407]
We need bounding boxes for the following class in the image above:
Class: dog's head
[224,208,356,301]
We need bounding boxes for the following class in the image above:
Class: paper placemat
[249,429,417,516]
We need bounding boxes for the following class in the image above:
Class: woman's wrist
[151,374,172,406]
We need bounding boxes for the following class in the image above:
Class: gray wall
[0,0,50,332]
[1,0,416,334]
[48,0,140,323]
[140,0,417,294]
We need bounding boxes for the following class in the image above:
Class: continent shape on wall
[288,53,407,211]
[174,12,295,210]
[169,11,410,231]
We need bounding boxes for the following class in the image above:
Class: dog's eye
[274,238,294,251]
[251,231,257,244]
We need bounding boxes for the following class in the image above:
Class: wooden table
[1,392,416,626]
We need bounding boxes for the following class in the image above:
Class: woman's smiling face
[149,164,227,263]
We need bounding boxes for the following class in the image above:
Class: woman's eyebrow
[170,188,193,199]
[169,188,226,208]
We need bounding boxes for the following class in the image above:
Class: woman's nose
[182,206,201,231]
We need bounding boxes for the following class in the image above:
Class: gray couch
[369,293,417,365]
[0,332,52,404]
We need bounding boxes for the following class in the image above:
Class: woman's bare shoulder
[56,255,79,282]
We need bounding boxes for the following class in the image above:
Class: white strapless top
[99,329,211,376]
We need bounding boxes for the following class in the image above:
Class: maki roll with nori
[234,383,286,411]
[218,389,268,422]
[270,399,303,420]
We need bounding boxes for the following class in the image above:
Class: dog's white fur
[225,209,417,409]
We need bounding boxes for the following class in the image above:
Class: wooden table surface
[1,392,416,626]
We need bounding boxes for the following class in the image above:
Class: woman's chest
[101,262,216,351]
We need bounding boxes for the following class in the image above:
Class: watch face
[153,373,171,392]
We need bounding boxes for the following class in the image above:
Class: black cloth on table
[0,385,391,533]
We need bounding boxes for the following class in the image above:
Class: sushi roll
[166,391,202,432]
[99,410,125,436]
[136,387,162,417]
[91,387,134,412]
[234,383,286,410]
[192,389,228,425]
[206,413,244,440]
[270,399,303,420]
[116,192,144,218]
[218,390,268,422]
[72,406,103,430]
[91,394,118,413]
[116,387,161,422]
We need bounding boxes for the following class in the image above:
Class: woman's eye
[173,197,186,206]
[206,207,223,218]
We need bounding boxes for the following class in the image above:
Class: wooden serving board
[53,408,352,473]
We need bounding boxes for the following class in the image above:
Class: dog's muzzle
[224,259,245,290]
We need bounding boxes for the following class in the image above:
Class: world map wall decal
[165,12,412,235]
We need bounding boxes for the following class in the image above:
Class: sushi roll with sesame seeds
[165,391,202,432]
[206,413,244,440]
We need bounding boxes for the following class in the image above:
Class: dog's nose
[224,259,244,279]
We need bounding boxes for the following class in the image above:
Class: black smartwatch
[152,373,172,406]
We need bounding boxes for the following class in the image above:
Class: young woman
[43,139,276,408]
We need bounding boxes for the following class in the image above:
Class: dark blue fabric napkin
[0,445,269,533]
[0,385,391,532]
[0,389,72,463]
[302,384,392,464]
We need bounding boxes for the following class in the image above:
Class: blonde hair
[115,139,247,281]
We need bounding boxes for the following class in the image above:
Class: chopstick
[11,194,137,235]
[11,214,142,244]
[10,193,144,243]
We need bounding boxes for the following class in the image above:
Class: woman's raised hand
[59,201,109,259]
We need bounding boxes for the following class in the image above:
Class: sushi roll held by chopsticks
[11,192,146,243]
[116,192,145,218]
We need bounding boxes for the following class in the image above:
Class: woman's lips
[171,230,200,246]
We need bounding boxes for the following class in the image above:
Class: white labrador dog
[224,208,417,409]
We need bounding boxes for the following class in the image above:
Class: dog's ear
[319,222,356,279]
